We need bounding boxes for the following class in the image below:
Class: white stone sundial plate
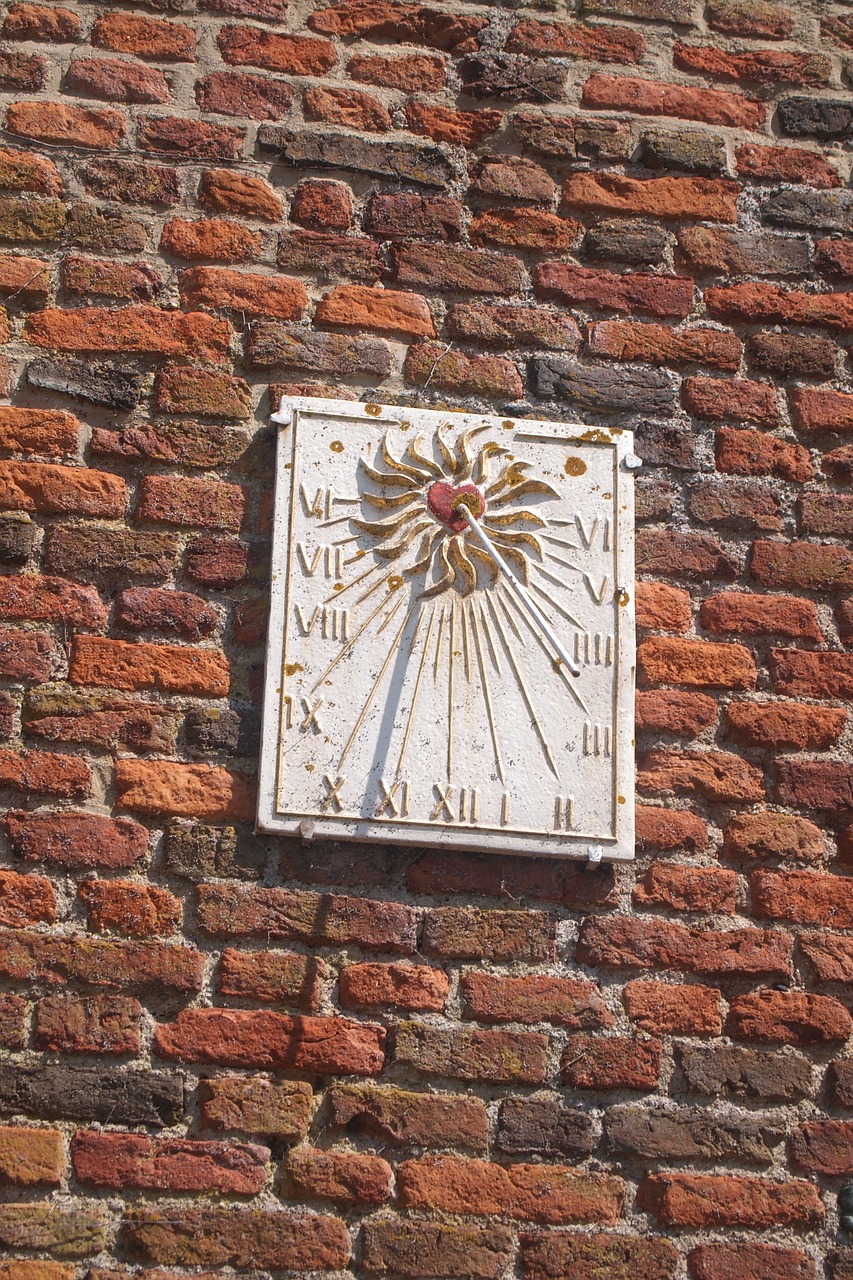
[258,397,636,861]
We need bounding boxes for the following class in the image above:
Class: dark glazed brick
[27,357,144,410]
[496,1098,598,1157]
[676,1044,812,1101]
[258,127,457,187]
[459,54,565,101]
[777,96,853,138]
[0,1063,183,1126]
[531,358,675,415]
[584,219,668,265]
[247,323,391,376]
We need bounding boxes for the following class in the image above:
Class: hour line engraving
[396,607,436,780]
[584,721,613,757]
[299,697,324,733]
[431,784,455,821]
[321,774,345,813]
[295,604,350,641]
[500,586,589,717]
[554,795,575,830]
[376,777,410,818]
[297,543,345,578]
[486,592,559,779]
[311,592,404,693]
[337,604,417,773]
[470,604,505,785]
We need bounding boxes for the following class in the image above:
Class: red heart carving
[427,481,486,534]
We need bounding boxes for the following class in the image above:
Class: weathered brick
[763,188,853,232]
[0,929,202,991]
[562,1035,662,1091]
[350,51,446,90]
[737,142,838,187]
[639,637,756,690]
[459,53,565,101]
[752,540,853,591]
[723,812,825,863]
[423,907,553,962]
[35,992,142,1053]
[364,1220,513,1279]
[92,12,195,59]
[304,84,390,132]
[624,980,722,1035]
[199,168,281,221]
[684,376,779,426]
[708,0,794,39]
[583,72,765,130]
[197,71,293,120]
[199,1076,312,1138]
[727,989,852,1044]
[395,1021,548,1084]
[7,100,124,148]
[496,1099,597,1159]
[117,587,217,640]
[0,993,25,1049]
[777,95,853,139]
[283,1147,391,1206]
[394,243,526,295]
[364,192,461,241]
[677,1043,811,1101]
[471,209,579,253]
[398,1154,624,1225]
[115,759,255,822]
[70,636,229,697]
[777,760,853,810]
[639,1173,823,1228]
[79,879,181,938]
[450,304,580,351]
[608,1102,780,1163]
[120,1207,350,1271]
[689,479,781,533]
[248,323,391,375]
[577,915,790,977]
[340,963,448,1011]
[636,808,708,853]
[638,530,738,582]
[329,1083,488,1149]
[0,1063,182,1127]
[0,1126,63,1185]
[727,701,845,750]
[185,537,249,588]
[25,306,231,359]
[638,125,727,176]
[514,111,633,161]
[563,171,738,223]
[62,254,158,300]
[73,1130,269,1194]
[588,321,740,370]
[827,1060,853,1108]
[405,343,523,400]
[688,1244,815,1280]
[81,157,179,207]
[260,126,456,187]
[23,691,177,755]
[154,1007,385,1075]
[0,1202,108,1257]
[462,973,611,1028]
[6,810,147,869]
[523,1233,678,1280]
[748,330,836,378]
[685,227,812,278]
[408,851,616,907]
[276,229,382,281]
[531,358,674,415]
[536,261,693,318]
[138,115,243,160]
[66,56,169,104]
[0,146,60,195]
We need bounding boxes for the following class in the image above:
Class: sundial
[258,398,637,861]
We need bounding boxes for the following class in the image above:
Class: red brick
[7,100,124,148]
[715,427,813,483]
[186,537,249,588]
[471,211,580,255]
[674,42,830,86]
[752,540,853,591]
[329,1083,488,1150]
[405,101,502,148]
[276,229,383,282]
[791,387,853,435]
[583,72,765,130]
[577,915,791,978]
[23,691,177,755]
[62,254,159,302]
[0,868,55,927]
[777,760,853,810]
[363,190,461,240]
[35,992,142,1053]
[219,948,325,1008]
[639,748,764,803]
[0,928,202,991]
[0,407,78,456]
[78,880,181,938]
[827,1060,853,1107]
[679,227,810,277]
[6,810,148,869]
[800,492,853,537]
[708,0,794,38]
[639,1173,823,1228]
[822,447,853,483]
[305,85,391,132]
[154,365,251,419]
[0,461,126,518]
[688,1244,814,1280]
[815,239,853,278]
[562,171,738,223]
[116,587,216,640]
[461,973,612,1030]
[636,807,708,853]
[0,993,25,1048]
[199,169,281,221]
[635,582,691,631]
[196,71,293,120]
[115,759,255,821]
[635,691,717,737]
[408,852,617,909]
[423,907,553,963]
[73,1131,269,1194]
[508,18,644,61]
[349,51,445,90]
[588,321,741,370]
[292,179,352,230]
[199,883,417,952]
[92,11,195,59]
[71,636,228,697]
[736,142,838,187]
[66,57,169,105]
[137,475,244,533]
[340,963,448,1011]
[395,1021,548,1085]
[471,155,555,204]
[727,701,845,750]
[0,628,54,681]
[0,1126,63,1186]
[0,748,89,798]
[308,0,486,48]
[154,1007,385,1075]
[535,262,693,319]
[0,145,60,195]
[524,1233,679,1280]
[403,342,522,400]
[684,376,779,426]
[633,863,736,914]
[701,591,822,640]
[639,638,756,690]
[120,1206,349,1270]
[707,283,853,331]
[727,989,852,1044]
[3,3,80,41]
[689,478,781,534]
[0,576,106,629]
[138,115,243,160]
[394,244,526,295]
[838,599,853,645]
[364,1219,512,1279]
[161,217,260,264]
[25,305,230,359]
[789,1121,853,1177]
[283,1147,391,1206]
[624,980,723,1035]
[218,25,336,75]
[0,253,49,298]
[200,1076,313,1139]
[800,934,853,983]
[752,869,853,929]
[317,285,434,338]
[398,1154,624,1225]
[449,303,581,351]
[723,812,825,864]
[562,1035,662,1091]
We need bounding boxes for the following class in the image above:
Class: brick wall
[0,0,852,1276]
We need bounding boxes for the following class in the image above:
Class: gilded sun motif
[352,424,562,598]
